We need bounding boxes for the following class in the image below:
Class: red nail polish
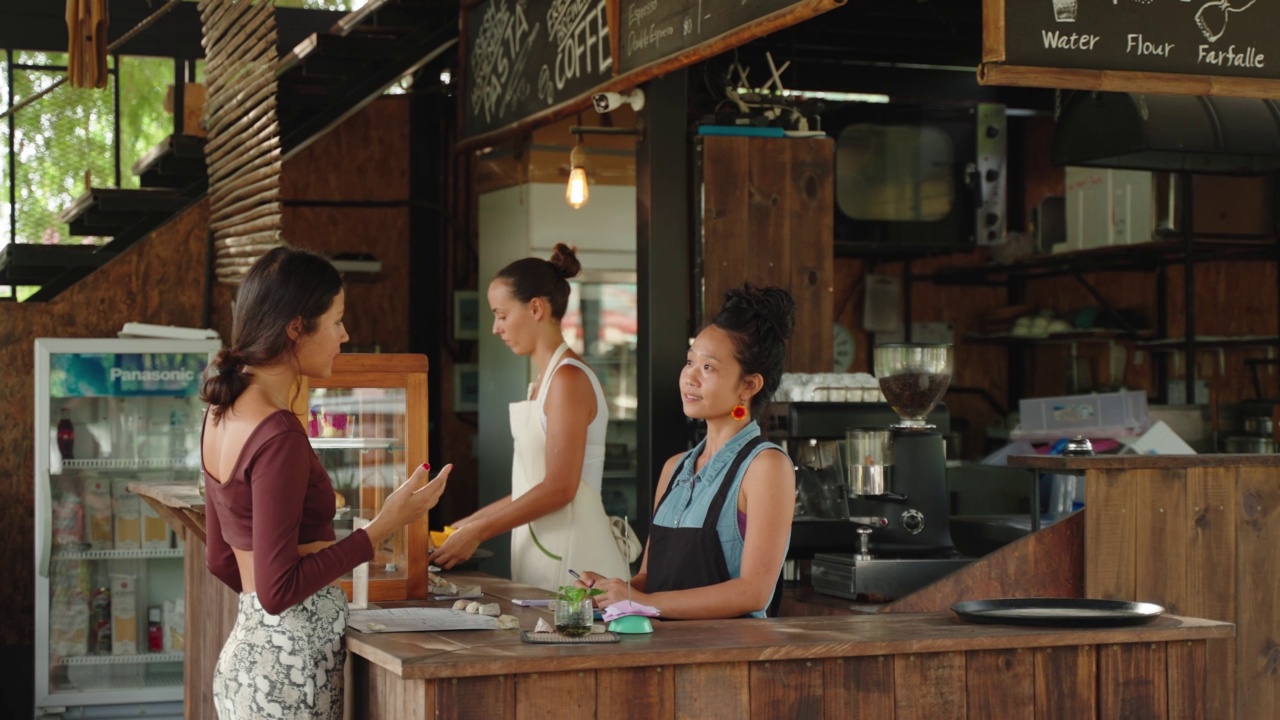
[421,462,431,473]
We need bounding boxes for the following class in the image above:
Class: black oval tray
[951,598,1165,627]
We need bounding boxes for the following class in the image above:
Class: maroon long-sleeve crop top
[202,410,373,615]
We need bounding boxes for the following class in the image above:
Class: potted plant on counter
[552,585,602,636]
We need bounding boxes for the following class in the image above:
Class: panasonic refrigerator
[34,337,220,718]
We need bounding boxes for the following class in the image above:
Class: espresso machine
[806,344,971,601]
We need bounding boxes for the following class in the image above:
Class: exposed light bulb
[565,143,588,209]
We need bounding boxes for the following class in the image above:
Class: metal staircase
[0,0,455,301]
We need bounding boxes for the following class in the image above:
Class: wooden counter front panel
[354,643,1207,719]
[1074,461,1280,720]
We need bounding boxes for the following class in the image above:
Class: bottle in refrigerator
[90,586,111,654]
[147,607,163,652]
[57,408,75,460]
[168,408,187,466]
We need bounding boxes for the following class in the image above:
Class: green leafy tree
[1,52,175,250]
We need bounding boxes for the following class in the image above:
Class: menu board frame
[980,0,1280,99]
[457,0,845,150]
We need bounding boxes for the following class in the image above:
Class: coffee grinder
[811,344,970,601]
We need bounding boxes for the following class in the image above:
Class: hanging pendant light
[566,139,589,209]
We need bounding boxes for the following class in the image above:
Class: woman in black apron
[580,285,796,619]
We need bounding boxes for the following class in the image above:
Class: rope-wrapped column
[198,0,284,284]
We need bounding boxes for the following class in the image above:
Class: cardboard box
[110,574,137,655]
[1064,167,1156,251]
[111,479,140,550]
[140,497,172,550]
[83,479,113,550]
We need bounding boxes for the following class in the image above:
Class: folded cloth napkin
[602,601,661,622]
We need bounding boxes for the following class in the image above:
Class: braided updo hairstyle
[493,243,582,320]
[709,284,796,418]
[201,246,344,423]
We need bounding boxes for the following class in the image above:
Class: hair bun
[214,348,241,374]
[548,243,582,280]
[724,284,796,341]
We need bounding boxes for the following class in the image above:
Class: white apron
[509,343,629,592]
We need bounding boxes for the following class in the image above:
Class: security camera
[592,88,645,113]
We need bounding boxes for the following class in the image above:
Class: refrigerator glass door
[561,275,639,521]
[35,339,217,711]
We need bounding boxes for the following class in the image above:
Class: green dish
[607,615,654,634]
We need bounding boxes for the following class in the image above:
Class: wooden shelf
[1136,335,1280,351]
[926,239,1280,286]
[966,330,1153,346]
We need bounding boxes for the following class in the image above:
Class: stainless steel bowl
[1242,415,1274,438]
[1225,435,1276,454]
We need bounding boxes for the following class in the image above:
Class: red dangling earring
[732,403,748,421]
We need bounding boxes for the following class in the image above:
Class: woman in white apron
[431,244,629,590]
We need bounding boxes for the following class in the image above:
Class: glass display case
[300,354,431,601]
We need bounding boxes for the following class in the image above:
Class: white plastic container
[1016,390,1150,440]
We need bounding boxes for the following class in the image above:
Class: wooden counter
[134,480,1235,720]
[1010,453,1280,720]
[349,573,1229,720]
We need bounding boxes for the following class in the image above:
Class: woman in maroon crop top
[201,247,452,720]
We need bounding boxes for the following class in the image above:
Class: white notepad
[347,608,497,633]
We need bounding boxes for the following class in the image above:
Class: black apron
[646,437,767,596]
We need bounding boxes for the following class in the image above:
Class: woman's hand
[430,522,482,569]
[586,576,649,609]
[365,463,452,548]
[574,570,607,589]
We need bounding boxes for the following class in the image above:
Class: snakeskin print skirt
[212,585,347,719]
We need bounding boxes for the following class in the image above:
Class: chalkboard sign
[1003,0,1278,80]
[464,0,615,138]
[617,0,800,74]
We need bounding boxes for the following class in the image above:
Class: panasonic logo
[109,367,197,383]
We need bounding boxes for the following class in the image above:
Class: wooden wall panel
[184,532,240,720]
[966,649,1033,720]
[1184,467,1237,720]
[516,671,596,720]
[786,135,836,375]
[894,652,966,720]
[281,97,410,202]
[702,137,751,324]
[280,205,410,353]
[1166,641,1207,720]
[1034,645,1096,720]
[1235,465,1280,720]
[597,666,674,720]
[701,136,833,373]
[357,663,432,719]
[1134,469,1188,615]
[1085,469,1138,600]
[673,663,749,720]
[439,675,516,719]
[749,660,824,719]
[1098,642,1168,720]
[824,656,895,720]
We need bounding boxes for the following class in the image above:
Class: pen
[567,569,592,587]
